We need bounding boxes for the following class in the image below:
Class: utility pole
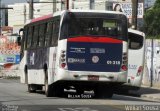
[150,38,154,87]
[28,0,64,18]
[53,0,56,13]
[66,0,69,10]
[29,0,34,19]
[131,0,138,30]
[90,0,95,10]
[24,5,26,24]
[0,0,1,35]
[72,0,75,9]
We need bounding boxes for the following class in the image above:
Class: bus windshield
[60,12,127,41]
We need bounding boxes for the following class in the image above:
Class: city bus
[117,29,145,93]
[19,10,128,98]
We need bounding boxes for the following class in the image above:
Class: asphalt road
[0,78,160,111]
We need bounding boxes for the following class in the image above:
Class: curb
[141,85,160,90]
[141,94,160,101]
[0,76,20,80]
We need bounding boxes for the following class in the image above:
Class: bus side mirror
[17,36,21,46]
[19,28,24,35]
[17,28,24,46]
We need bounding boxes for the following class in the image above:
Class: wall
[7,2,53,34]
[143,39,160,88]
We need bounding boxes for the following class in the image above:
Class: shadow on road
[34,89,160,103]
[115,87,160,97]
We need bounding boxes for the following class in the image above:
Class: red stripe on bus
[67,36,123,43]
[31,14,53,23]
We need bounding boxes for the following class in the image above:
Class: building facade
[7,0,55,33]
[7,0,146,33]
[145,0,156,8]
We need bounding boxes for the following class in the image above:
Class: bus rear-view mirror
[17,36,21,46]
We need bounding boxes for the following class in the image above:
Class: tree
[144,0,160,38]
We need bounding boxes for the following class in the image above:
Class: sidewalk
[130,86,160,101]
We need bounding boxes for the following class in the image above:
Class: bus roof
[31,14,53,23]
[29,11,65,24]
[128,28,145,37]
[29,9,126,24]
[68,9,124,15]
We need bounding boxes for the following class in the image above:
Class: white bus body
[19,10,128,98]
[121,29,145,91]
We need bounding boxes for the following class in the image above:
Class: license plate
[88,75,99,81]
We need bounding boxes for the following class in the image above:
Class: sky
[2,0,39,5]
[2,0,26,5]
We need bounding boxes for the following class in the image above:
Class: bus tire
[24,65,28,84]
[45,78,53,97]
[105,90,113,98]
[44,71,53,97]
[52,85,64,97]
[94,86,113,98]
[28,84,36,93]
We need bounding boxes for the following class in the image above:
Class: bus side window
[128,33,143,49]
[32,25,39,48]
[24,27,28,50]
[45,22,53,47]
[20,27,27,59]
[27,26,33,48]
[38,23,47,47]
[51,19,60,46]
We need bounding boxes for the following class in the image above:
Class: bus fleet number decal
[107,60,121,65]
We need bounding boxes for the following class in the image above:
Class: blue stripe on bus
[67,42,122,72]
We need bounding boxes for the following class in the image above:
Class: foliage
[144,0,160,39]
[146,35,160,39]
